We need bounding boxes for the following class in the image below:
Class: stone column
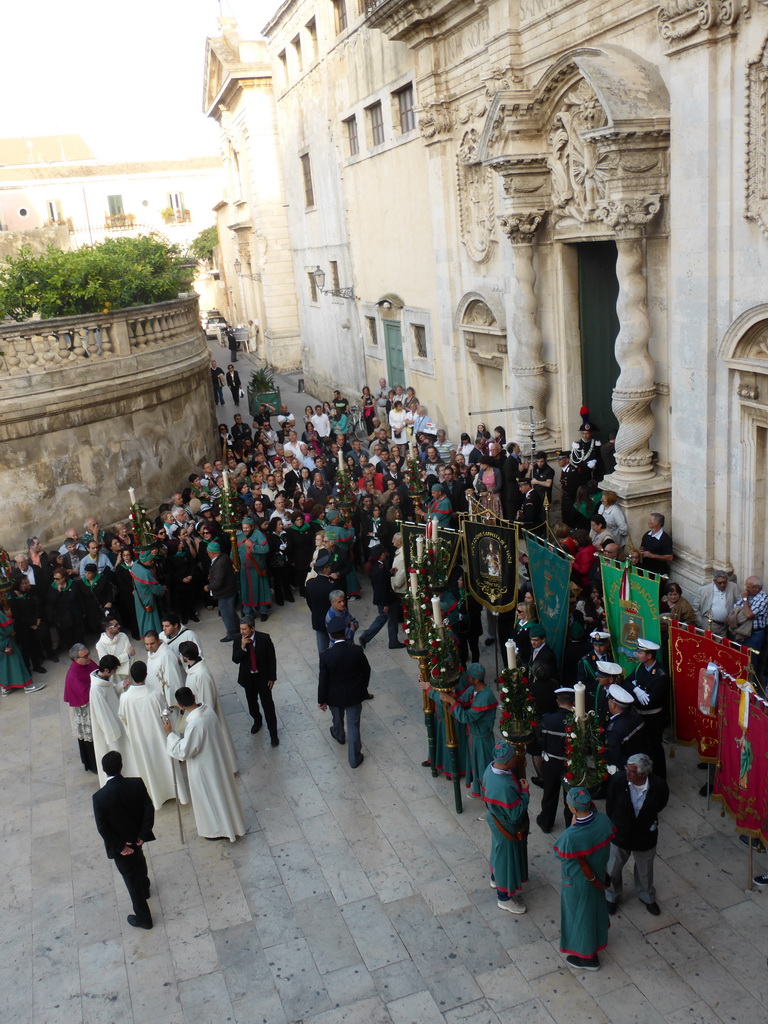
[609,232,657,482]
[501,213,551,446]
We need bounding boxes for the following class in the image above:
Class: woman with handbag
[480,740,530,914]
[268,519,294,606]
[226,364,242,407]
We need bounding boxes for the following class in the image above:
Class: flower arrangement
[563,711,607,790]
[404,449,426,513]
[403,588,431,655]
[334,463,358,519]
[128,498,154,549]
[498,666,536,740]
[219,477,240,533]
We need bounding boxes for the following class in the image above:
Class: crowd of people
[2,370,766,944]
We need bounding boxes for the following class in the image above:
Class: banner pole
[748,840,754,891]
[493,611,499,683]
[418,656,438,778]
[667,623,676,759]
[442,701,464,814]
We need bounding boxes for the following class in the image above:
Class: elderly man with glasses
[693,571,740,636]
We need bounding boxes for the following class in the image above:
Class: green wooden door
[384,321,405,388]
[577,242,620,437]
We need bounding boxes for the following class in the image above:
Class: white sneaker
[498,897,526,915]
[490,879,497,889]
[24,682,46,693]
[1,687,11,697]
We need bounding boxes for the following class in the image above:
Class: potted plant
[247,366,281,419]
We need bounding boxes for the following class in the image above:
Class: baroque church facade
[207,1,768,591]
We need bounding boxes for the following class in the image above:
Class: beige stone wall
[0,297,218,553]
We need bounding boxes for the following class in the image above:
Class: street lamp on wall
[233,257,259,281]
[311,265,355,300]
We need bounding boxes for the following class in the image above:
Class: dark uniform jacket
[92,775,155,860]
[540,706,569,763]
[606,772,669,851]
[318,640,371,708]
[207,553,237,600]
[305,574,336,631]
[605,708,646,771]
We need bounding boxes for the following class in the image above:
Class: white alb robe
[118,684,188,809]
[162,626,203,663]
[146,644,185,705]
[89,672,137,786]
[166,704,246,842]
[184,659,238,773]
[96,631,134,681]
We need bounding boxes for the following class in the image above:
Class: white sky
[3,0,280,162]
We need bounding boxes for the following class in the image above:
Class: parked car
[204,315,228,339]
[200,309,223,331]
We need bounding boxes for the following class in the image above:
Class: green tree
[188,224,219,264]
[0,234,194,321]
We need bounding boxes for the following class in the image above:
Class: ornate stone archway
[476,45,670,488]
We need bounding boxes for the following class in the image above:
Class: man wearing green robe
[440,663,497,797]
[130,550,164,639]
[237,517,271,622]
[420,675,472,778]
[325,509,360,598]
[553,786,615,971]
[481,740,530,914]
[429,484,453,528]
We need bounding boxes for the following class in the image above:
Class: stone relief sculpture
[656,0,746,41]
[419,102,453,141]
[547,82,614,224]
[746,35,768,238]
[458,134,496,263]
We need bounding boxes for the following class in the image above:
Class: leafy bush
[188,224,219,263]
[0,234,195,321]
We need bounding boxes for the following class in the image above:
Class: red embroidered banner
[669,624,751,760]
[713,684,768,845]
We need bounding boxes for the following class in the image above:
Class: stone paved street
[3,588,768,1024]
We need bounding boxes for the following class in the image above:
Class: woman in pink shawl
[63,643,98,773]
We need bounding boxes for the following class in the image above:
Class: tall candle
[222,469,230,492]
[409,571,418,599]
[128,487,136,505]
[505,639,517,670]
[432,515,440,549]
[431,595,443,627]
[574,681,586,723]
[338,449,344,471]
[416,536,425,561]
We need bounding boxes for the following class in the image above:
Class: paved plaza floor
[2,588,768,1024]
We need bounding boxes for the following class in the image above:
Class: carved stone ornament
[746,37,768,238]
[463,300,498,328]
[458,162,496,263]
[458,129,481,165]
[547,81,617,224]
[596,196,662,230]
[499,211,545,244]
[462,300,507,369]
[419,102,453,142]
[656,0,746,42]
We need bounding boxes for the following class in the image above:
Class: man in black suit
[605,752,669,916]
[305,551,336,654]
[318,616,371,768]
[204,540,240,642]
[92,750,155,930]
[232,616,279,745]
[515,480,545,535]
[605,683,647,772]
[528,623,559,683]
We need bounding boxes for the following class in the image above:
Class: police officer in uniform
[556,451,580,527]
[576,631,612,716]
[605,683,647,773]
[630,638,668,779]
[536,686,575,834]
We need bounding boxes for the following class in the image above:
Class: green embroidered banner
[526,532,572,669]
[600,557,662,676]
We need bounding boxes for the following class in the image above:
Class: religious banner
[600,558,662,677]
[713,682,768,846]
[526,532,571,669]
[462,518,517,613]
[669,623,751,760]
[400,520,461,577]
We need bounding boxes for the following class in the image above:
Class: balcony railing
[105,213,136,230]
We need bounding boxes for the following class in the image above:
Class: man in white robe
[119,662,188,810]
[144,630,185,704]
[164,686,246,842]
[177,641,238,774]
[161,614,203,663]
[90,655,137,786]
[96,617,135,683]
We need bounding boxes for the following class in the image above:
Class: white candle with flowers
[222,470,230,492]
[574,681,586,723]
[431,595,442,627]
[416,536,425,560]
[128,487,137,505]
[338,449,344,471]
[409,571,418,599]
[505,639,517,670]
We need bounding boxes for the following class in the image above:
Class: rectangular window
[330,261,340,292]
[300,153,315,207]
[278,50,287,83]
[168,191,184,212]
[344,115,359,157]
[396,84,416,134]
[291,34,302,71]
[46,199,62,222]
[368,102,384,146]
[332,0,347,34]
[107,194,124,217]
[306,18,317,59]
[366,316,378,346]
[308,272,318,303]
[413,323,427,358]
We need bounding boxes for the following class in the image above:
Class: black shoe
[421,760,432,768]
[753,874,768,887]
[389,642,406,649]
[535,815,552,835]
[697,762,708,769]
[33,665,47,674]
[607,901,618,916]
[260,614,269,622]
[190,614,200,622]
[566,954,599,971]
[530,776,543,788]
[220,636,233,643]
[204,836,228,841]
[698,784,710,796]
[644,901,661,916]
[127,915,153,930]
[330,727,346,745]
[352,755,365,768]
[251,721,262,735]
[144,888,151,899]
[363,692,374,700]
[48,654,60,663]
[739,835,766,852]
[484,637,495,647]
[359,638,367,649]
[270,735,279,747]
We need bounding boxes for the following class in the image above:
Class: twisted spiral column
[509,242,550,445]
[611,235,656,481]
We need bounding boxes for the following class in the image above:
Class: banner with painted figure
[670,622,751,760]
[526,532,572,669]
[600,558,662,677]
[400,520,461,577]
[713,681,768,846]
[462,519,517,614]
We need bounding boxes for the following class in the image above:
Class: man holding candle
[439,663,497,797]
[130,548,165,639]
[429,484,453,528]
[237,517,271,623]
